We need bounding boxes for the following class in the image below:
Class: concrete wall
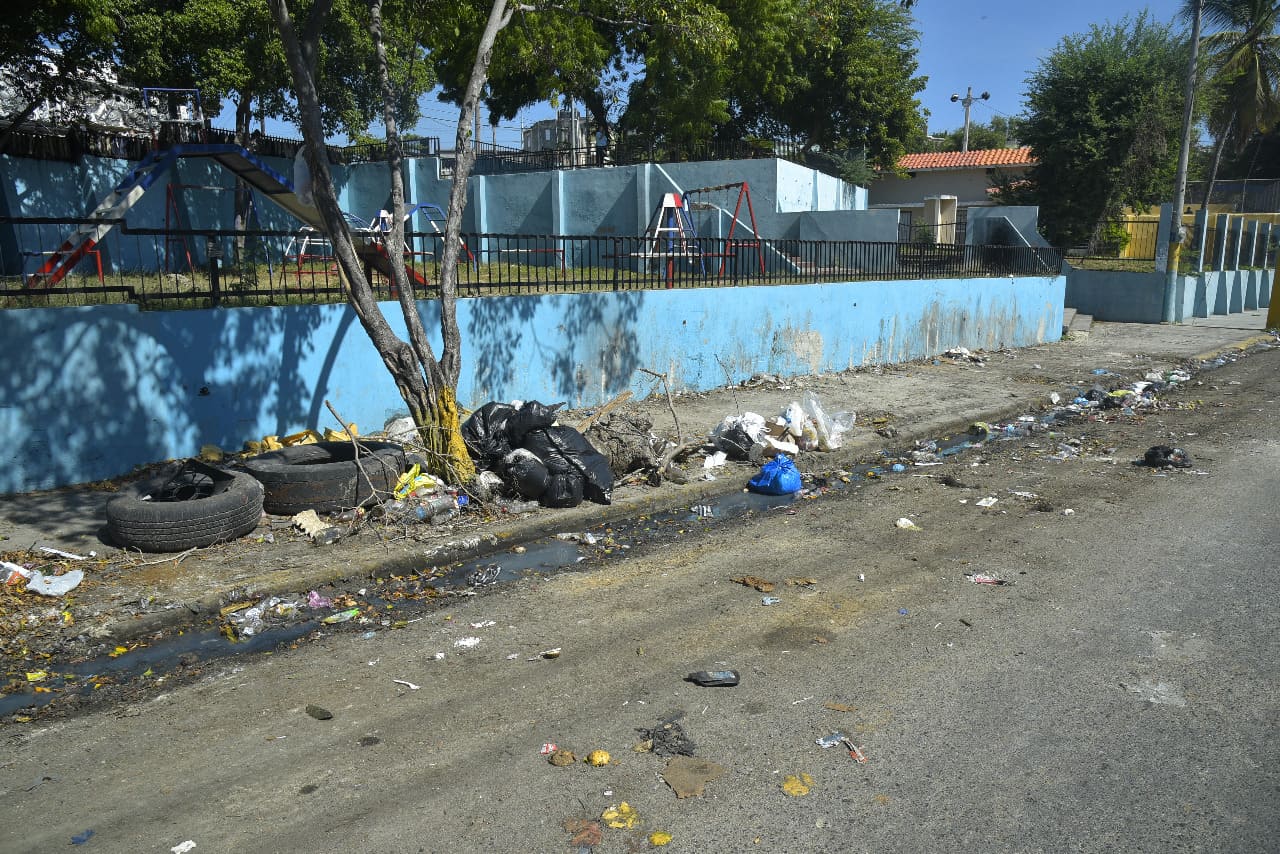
[2,151,880,275]
[966,207,1049,248]
[1066,267,1274,323]
[0,273,1064,492]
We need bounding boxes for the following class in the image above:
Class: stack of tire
[105,441,406,553]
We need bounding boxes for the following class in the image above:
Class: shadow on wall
[463,290,645,407]
[0,303,330,493]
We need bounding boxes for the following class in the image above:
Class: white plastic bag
[801,390,849,450]
[293,147,315,207]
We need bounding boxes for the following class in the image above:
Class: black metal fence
[0,218,1063,309]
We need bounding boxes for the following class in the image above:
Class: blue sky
[216,0,1190,147]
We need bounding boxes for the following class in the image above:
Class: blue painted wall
[0,274,1063,492]
[1066,267,1274,323]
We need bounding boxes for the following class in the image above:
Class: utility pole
[950,86,990,152]
[1163,0,1202,323]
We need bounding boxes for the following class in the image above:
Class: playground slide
[28,142,421,291]
[353,241,431,291]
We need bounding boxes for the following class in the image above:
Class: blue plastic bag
[747,454,802,495]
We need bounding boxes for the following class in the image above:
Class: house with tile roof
[869,146,1035,209]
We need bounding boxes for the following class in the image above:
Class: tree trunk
[1200,117,1233,212]
[269,0,479,483]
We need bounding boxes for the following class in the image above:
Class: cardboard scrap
[731,575,775,593]
[662,756,727,799]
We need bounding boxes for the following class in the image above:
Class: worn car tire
[242,441,405,515]
[106,470,264,553]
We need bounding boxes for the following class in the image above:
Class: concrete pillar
[1213,214,1230,271]
[1155,203,1175,273]
[1193,208,1209,273]
[1244,219,1259,268]
[1229,215,1244,270]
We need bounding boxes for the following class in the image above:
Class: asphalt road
[2,347,1278,854]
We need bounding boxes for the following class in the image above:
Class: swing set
[636,181,766,286]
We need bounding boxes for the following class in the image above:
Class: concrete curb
[91,329,1277,646]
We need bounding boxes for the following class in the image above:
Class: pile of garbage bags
[462,401,613,508]
[710,391,853,460]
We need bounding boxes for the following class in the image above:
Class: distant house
[867,146,1036,241]
[869,146,1035,208]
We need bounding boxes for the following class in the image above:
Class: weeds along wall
[0,274,1063,493]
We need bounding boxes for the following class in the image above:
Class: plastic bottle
[685,669,740,687]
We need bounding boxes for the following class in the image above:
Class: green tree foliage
[116,0,432,141]
[720,0,925,169]
[1193,0,1280,153]
[930,116,1024,152]
[1021,13,1190,246]
[0,0,118,146]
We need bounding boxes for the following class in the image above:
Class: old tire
[243,441,405,515]
[106,470,264,553]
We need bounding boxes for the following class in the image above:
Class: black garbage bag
[502,449,550,499]
[541,472,585,508]
[462,401,561,468]
[1142,445,1191,468]
[521,426,614,505]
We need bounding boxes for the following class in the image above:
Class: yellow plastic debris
[601,802,638,829]
[782,773,815,797]
[586,749,611,767]
[394,463,436,499]
[244,435,284,454]
[282,429,322,446]
[649,831,673,847]
[25,670,48,682]
[323,423,358,441]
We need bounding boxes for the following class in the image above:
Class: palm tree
[1186,0,1280,208]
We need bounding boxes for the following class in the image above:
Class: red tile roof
[897,146,1035,171]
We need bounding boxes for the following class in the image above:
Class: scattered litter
[1142,445,1192,468]
[732,575,775,593]
[761,596,782,606]
[454,636,481,649]
[539,743,558,755]
[306,591,333,609]
[898,608,909,616]
[556,532,598,545]
[857,573,865,582]
[649,831,674,847]
[305,704,333,720]
[1007,490,1038,499]
[662,756,726,799]
[170,842,197,854]
[1062,508,1075,516]
[548,748,577,766]
[37,547,88,561]
[25,670,48,682]
[392,679,420,691]
[843,739,868,763]
[786,577,817,587]
[430,651,446,660]
[361,631,377,640]
[824,702,858,713]
[467,564,501,586]
[601,802,639,829]
[1049,392,1060,405]
[321,608,360,624]
[638,714,696,756]
[975,497,999,508]
[585,750,611,767]
[782,773,815,797]
[815,732,847,749]
[292,509,341,545]
[894,518,920,531]
[686,669,740,687]
[748,454,803,495]
[703,451,727,470]
[71,830,95,845]
[691,504,714,517]
[469,620,496,629]
[966,572,1008,586]
[4,566,84,596]
[710,412,767,459]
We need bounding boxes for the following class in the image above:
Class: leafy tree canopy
[1020,12,1190,246]
[115,0,432,139]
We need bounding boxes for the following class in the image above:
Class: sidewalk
[1,310,1274,656]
